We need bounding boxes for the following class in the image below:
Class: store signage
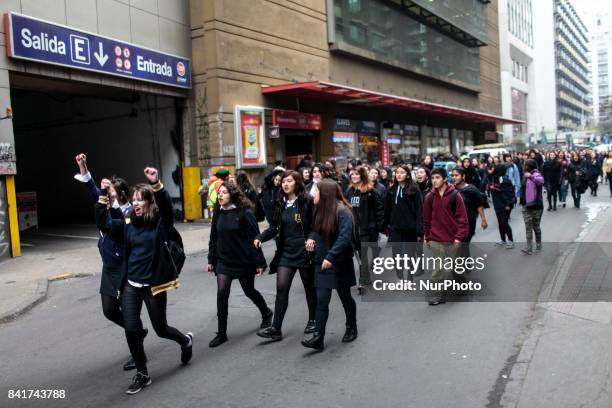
[4,12,191,89]
[273,110,321,130]
[334,118,356,132]
[484,131,499,142]
[333,132,355,143]
[269,125,280,139]
[380,141,390,167]
[234,106,267,168]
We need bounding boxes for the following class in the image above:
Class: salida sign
[4,12,191,89]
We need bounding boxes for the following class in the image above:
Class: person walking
[451,167,488,243]
[302,179,358,350]
[585,151,603,197]
[542,152,562,211]
[74,153,143,371]
[262,166,285,223]
[520,159,544,255]
[207,182,273,348]
[95,167,193,395]
[558,151,570,208]
[488,164,516,249]
[423,167,469,305]
[568,152,586,209]
[345,166,384,294]
[603,150,612,197]
[384,164,423,280]
[254,171,317,341]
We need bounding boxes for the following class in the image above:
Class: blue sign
[4,13,191,89]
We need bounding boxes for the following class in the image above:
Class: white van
[468,146,509,160]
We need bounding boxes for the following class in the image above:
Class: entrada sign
[4,12,191,89]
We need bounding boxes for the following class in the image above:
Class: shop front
[272,109,321,170]
[332,118,381,166]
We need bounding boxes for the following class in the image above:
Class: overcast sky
[572,0,612,33]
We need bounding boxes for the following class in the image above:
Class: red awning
[262,81,524,125]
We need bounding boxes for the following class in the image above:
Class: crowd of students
[74,146,611,395]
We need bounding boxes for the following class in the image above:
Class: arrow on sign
[94,43,108,67]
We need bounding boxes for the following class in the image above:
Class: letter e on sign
[70,35,90,65]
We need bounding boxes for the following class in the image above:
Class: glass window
[334,0,481,87]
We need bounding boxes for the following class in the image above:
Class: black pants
[570,184,582,208]
[546,184,559,209]
[101,294,124,328]
[389,229,419,279]
[314,285,356,335]
[589,179,599,196]
[122,284,188,374]
[608,173,612,195]
[495,209,513,242]
[272,266,316,330]
[216,274,269,334]
[359,231,379,286]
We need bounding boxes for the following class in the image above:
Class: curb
[0,278,49,325]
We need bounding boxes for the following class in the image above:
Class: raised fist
[100,178,111,191]
[144,167,159,184]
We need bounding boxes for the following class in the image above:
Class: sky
[572,0,612,33]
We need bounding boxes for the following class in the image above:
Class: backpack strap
[426,188,457,214]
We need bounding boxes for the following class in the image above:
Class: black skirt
[215,261,257,279]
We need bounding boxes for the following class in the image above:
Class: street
[1,194,609,408]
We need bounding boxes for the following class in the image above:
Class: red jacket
[423,184,469,243]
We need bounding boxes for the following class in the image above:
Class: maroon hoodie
[423,184,469,243]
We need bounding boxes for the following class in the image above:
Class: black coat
[542,160,562,187]
[384,183,423,234]
[95,183,178,296]
[262,172,281,224]
[344,187,384,235]
[313,206,356,289]
[256,195,314,274]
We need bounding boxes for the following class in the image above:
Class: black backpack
[162,226,186,275]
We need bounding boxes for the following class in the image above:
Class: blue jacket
[506,162,521,198]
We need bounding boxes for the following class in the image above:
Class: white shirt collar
[220,204,237,211]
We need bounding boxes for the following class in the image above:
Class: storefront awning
[262,81,524,126]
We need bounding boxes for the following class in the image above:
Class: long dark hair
[277,170,306,205]
[130,184,159,226]
[213,181,253,214]
[111,176,130,205]
[235,170,255,192]
[313,179,353,245]
[392,164,418,196]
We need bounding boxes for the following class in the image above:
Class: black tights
[496,209,514,242]
[101,294,123,328]
[216,274,269,334]
[122,284,188,374]
[272,266,316,330]
[315,285,356,335]
[547,185,559,209]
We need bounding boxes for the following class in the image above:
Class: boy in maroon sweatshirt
[423,167,469,305]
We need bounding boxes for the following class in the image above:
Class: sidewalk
[0,221,216,324]
[500,202,612,408]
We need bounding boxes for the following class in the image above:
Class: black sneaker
[256,326,282,341]
[181,332,193,364]
[428,297,446,306]
[304,320,316,334]
[260,309,273,329]
[125,372,152,395]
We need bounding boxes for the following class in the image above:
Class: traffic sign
[4,12,191,89]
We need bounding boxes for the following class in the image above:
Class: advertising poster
[234,106,267,168]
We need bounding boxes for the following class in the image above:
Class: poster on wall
[16,191,38,231]
[234,106,267,168]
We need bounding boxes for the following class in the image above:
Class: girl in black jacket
[302,179,357,350]
[345,166,384,293]
[74,153,140,371]
[488,164,516,249]
[262,167,285,223]
[542,152,562,211]
[568,152,586,208]
[254,171,317,341]
[384,164,423,280]
[207,182,272,348]
[95,167,193,395]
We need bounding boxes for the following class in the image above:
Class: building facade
[499,0,536,145]
[190,0,518,180]
[0,0,193,260]
[554,0,591,131]
[590,13,612,126]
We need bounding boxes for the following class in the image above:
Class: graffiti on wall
[0,178,10,258]
[0,143,17,175]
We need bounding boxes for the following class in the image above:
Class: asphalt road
[0,194,608,408]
